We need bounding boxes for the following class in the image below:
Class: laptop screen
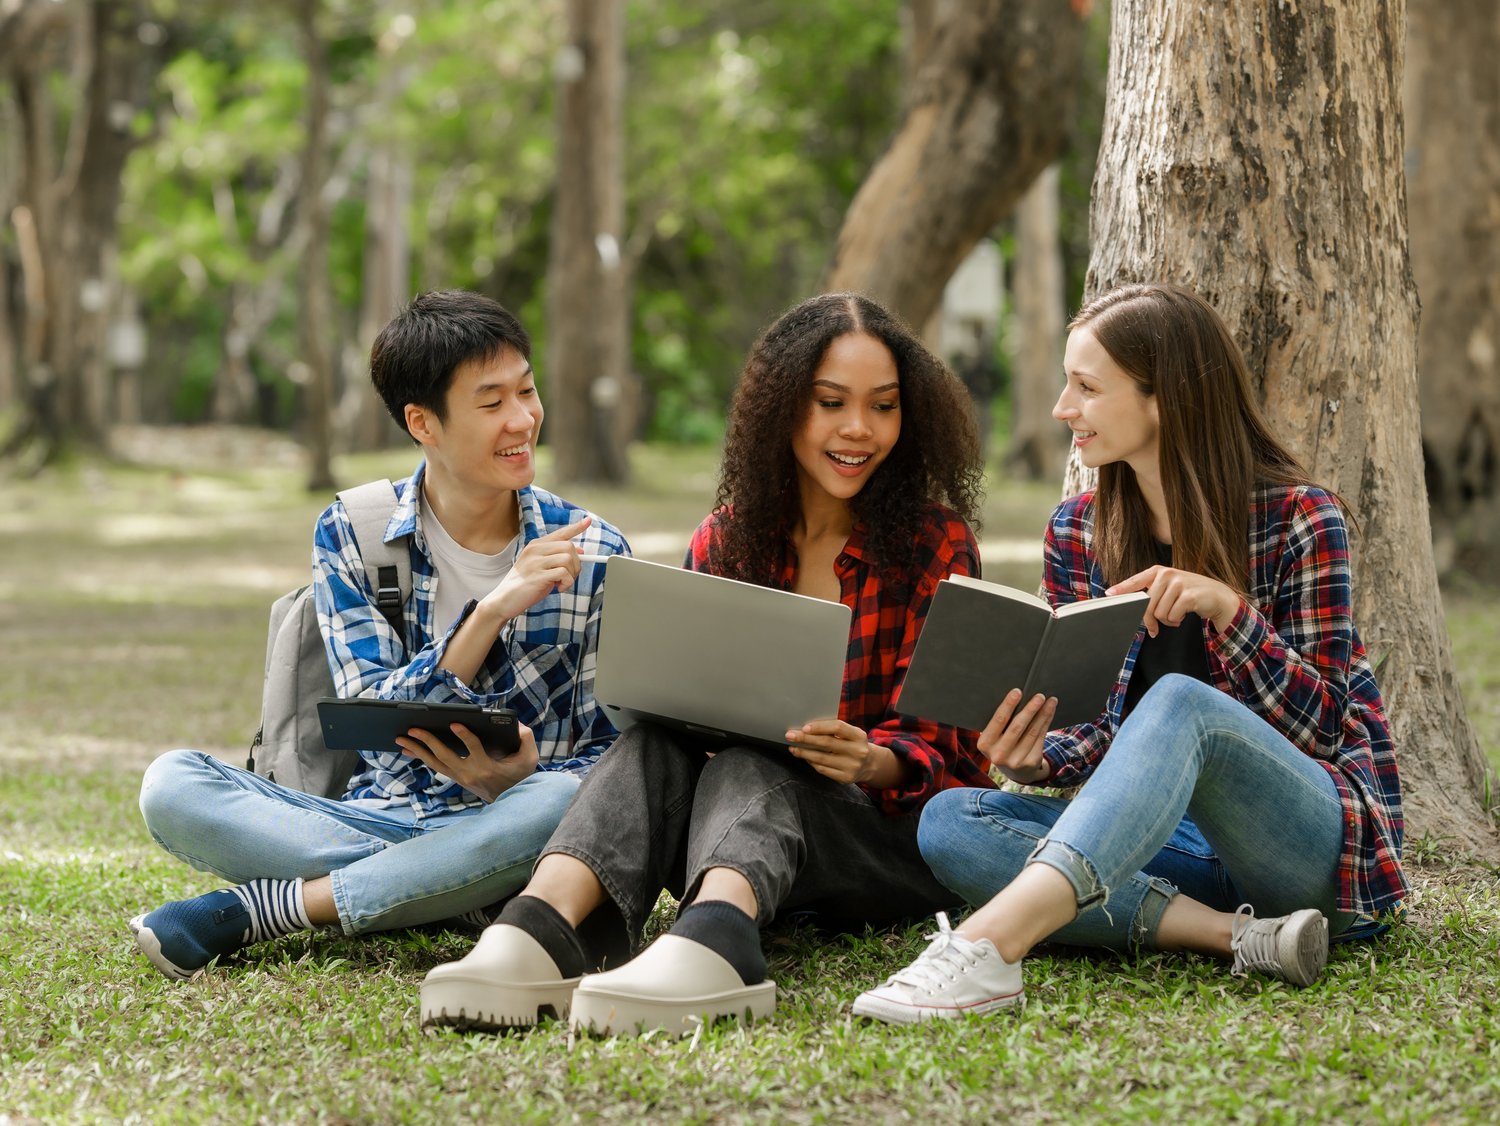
[593,556,851,748]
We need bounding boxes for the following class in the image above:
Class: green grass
[3,434,1499,1123]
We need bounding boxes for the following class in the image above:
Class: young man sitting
[130,290,629,980]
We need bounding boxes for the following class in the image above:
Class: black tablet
[317,698,521,759]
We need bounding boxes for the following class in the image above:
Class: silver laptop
[593,555,852,748]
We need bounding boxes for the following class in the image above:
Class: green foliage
[112,0,912,437]
[622,2,903,437]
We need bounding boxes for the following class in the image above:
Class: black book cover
[897,577,1147,731]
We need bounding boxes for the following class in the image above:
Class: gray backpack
[246,479,412,797]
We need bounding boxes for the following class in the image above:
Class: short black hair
[370,290,532,438]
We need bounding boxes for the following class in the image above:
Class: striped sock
[230,878,313,944]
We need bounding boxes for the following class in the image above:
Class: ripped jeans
[917,675,1355,951]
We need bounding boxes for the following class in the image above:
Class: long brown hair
[712,293,983,588]
[1072,283,1314,592]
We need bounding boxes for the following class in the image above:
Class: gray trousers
[541,722,959,955]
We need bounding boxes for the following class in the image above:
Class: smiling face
[405,345,544,498]
[790,331,901,508]
[1054,326,1160,477]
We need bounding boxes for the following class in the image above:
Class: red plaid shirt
[1041,485,1407,916]
[686,505,994,816]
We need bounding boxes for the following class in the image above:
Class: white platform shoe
[420,923,580,1031]
[569,934,777,1037]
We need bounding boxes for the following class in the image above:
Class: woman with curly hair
[419,292,994,1036]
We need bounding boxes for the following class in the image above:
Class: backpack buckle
[375,564,403,613]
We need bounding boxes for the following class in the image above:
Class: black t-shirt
[1121,542,1212,718]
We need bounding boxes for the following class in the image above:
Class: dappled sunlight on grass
[48,561,304,600]
[0,732,178,772]
[0,565,302,607]
[91,510,299,546]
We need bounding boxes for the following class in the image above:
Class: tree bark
[2,0,156,464]
[297,0,336,492]
[210,283,261,425]
[545,0,632,484]
[1085,0,1496,853]
[0,95,17,413]
[901,0,953,92]
[1007,163,1068,482]
[1405,0,1500,574]
[823,0,1087,331]
[342,38,412,453]
[342,142,411,451]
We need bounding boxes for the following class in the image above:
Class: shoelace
[886,912,988,995]
[1228,904,1279,975]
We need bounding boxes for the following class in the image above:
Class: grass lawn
[2,433,1499,1124]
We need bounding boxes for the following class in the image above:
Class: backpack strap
[337,479,412,636]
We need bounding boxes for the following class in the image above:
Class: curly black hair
[711,292,984,587]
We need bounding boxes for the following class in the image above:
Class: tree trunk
[342,41,412,453]
[297,0,336,492]
[210,284,261,425]
[1406,0,1500,575]
[1085,0,1496,853]
[342,140,411,451]
[0,230,16,415]
[823,0,1087,331]
[901,0,953,91]
[1007,163,1068,482]
[2,0,155,464]
[545,0,632,484]
[0,95,17,414]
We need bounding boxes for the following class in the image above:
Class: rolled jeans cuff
[1026,838,1177,951]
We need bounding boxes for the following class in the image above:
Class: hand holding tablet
[317,698,522,759]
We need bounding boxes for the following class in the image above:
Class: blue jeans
[138,750,579,935]
[918,675,1356,951]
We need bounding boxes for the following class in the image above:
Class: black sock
[670,900,767,985]
[496,895,587,979]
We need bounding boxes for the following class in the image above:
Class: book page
[946,573,1051,612]
[1050,590,1150,618]
[1028,593,1148,727]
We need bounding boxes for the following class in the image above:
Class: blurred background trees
[0,0,1113,472]
[0,0,1494,561]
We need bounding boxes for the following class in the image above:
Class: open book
[897,575,1149,731]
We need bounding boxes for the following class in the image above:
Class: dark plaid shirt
[686,505,994,817]
[1041,485,1407,916]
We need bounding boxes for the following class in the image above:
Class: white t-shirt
[418,488,519,632]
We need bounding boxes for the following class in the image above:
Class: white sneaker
[569,934,777,1037]
[419,923,580,1032]
[1229,905,1328,987]
[852,913,1023,1025]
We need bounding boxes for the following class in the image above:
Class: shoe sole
[850,987,1023,1025]
[1277,909,1329,987]
[569,980,777,1037]
[128,915,200,983]
[419,974,579,1033]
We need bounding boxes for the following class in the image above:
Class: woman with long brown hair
[420,292,993,1036]
[855,283,1406,1023]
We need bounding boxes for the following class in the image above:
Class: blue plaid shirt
[312,462,630,815]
